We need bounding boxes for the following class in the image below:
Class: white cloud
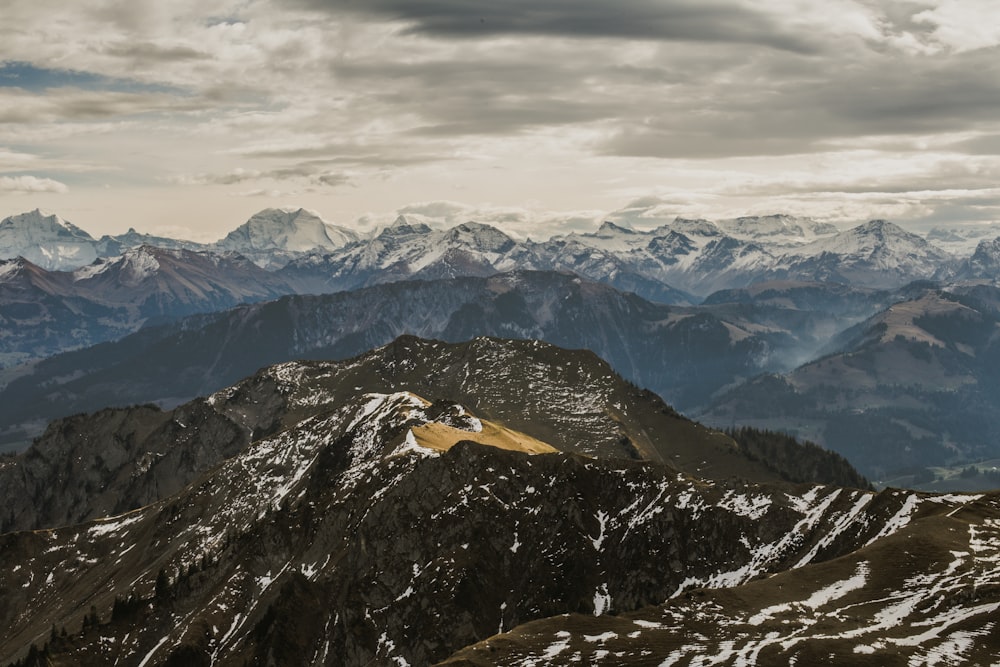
[914,0,1000,52]
[0,176,69,194]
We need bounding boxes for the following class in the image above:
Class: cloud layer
[1,0,999,236]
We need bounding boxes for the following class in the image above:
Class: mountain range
[0,271,894,453]
[0,208,357,272]
[0,336,994,665]
[5,208,1000,301]
[4,206,1000,483]
[0,247,291,367]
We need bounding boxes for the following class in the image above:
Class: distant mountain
[718,213,839,242]
[0,247,292,368]
[94,228,208,256]
[0,338,983,666]
[537,218,776,298]
[0,209,99,270]
[0,272,828,449]
[948,236,1000,281]
[0,207,361,272]
[700,285,1000,480]
[215,207,360,269]
[279,216,550,293]
[534,218,951,297]
[772,219,953,288]
[1,209,974,299]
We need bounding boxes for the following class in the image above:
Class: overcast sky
[1,0,999,240]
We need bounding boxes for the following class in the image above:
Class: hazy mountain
[1,210,974,301]
[215,207,360,269]
[94,228,208,256]
[535,218,951,298]
[947,236,1000,281]
[717,213,839,242]
[700,285,1000,480]
[0,247,293,368]
[699,281,897,369]
[0,209,99,270]
[0,338,983,666]
[0,272,815,449]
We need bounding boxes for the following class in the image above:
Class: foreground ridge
[1,338,988,666]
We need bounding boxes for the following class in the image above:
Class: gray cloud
[173,165,351,188]
[598,46,1000,159]
[100,41,208,63]
[302,0,818,52]
[952,134,1000,156]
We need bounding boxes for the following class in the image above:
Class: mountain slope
[0,272,814,449]
[443,490,1000,666]
[0,344,952,666]
[700,286,1000,480]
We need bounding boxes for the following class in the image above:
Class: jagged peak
[453,220,503,232]
[379,215,433,237]
[854,219,909,236]
[445,221,516,250]
[974,236,1000,251]
[597,220,636,235]
[671,217,721,236]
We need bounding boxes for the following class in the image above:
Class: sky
[1,0,999,241]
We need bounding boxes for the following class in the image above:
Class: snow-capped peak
[0,209,100,270]
[73,245,165,283]
[719,214,838,242]
[216,207,359,257]
[670,217,722,237]
[445,222,516,252]
[0,209,95,243]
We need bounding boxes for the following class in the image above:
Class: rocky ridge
[0,336,867,537]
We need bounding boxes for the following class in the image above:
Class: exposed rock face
[0,338,962,666]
